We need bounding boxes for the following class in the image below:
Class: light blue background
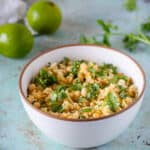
[0,0,150,150]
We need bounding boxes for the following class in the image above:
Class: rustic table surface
[0,0,150,150]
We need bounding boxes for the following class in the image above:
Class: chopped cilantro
[141,17,150,32]
[97,19,118,33]
[86,83,100,100]
[70,80,82,91]
[111,74,128,83]
[123,34,139,51]
[71,60,81,77]
[81,107,92,112]
[34,69,57,88]
[101,63,118,74]
[51,85,67,102]
[118,85,127,99]
[106,92,120,112]
[51,102,63,113]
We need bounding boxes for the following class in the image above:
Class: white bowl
[19,44,146,148]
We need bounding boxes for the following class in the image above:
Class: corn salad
[27,57,138,120]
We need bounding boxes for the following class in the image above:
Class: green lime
[0,23,34,58]
[27,1,62,34]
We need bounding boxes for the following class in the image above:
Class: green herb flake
[88,66,98,78]
[51,85,67,102]
[81,107,92,112]
[51,91,57,101]
[80,20,118,47]
[79,115,86,119]
[58,90,67,100]
[86,83,100,100]
[118,85,127,99]
[51,102,63,113]
[88,66,103,77]
[34,69,57,88]
[120,90,127,99]
[101,63,118,74]
[106,92,120,112]
[70,80,82,91]
[111,74,128,84]
[71,60,82,77]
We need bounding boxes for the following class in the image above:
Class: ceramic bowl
[19,44,146,148]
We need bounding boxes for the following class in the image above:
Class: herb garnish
[51,102,63,113]
[71,60,81,77]
[80,1,150,51]
[81,107,92,112]
[86,83,100,100]
[70,80,82,91]
[106,92,120,112]
[34,68,57,88]
[51,85,67,102]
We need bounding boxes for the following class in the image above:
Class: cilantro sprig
[123,33,150,51]
[141,17,150,32]
[80,19,150,51]
[80,0,150,52]
[80,20,118,47]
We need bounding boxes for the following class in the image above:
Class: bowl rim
[19,44,146,122]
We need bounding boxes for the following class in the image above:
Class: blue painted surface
[0,0,150,150]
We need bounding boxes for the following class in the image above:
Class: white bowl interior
[21,45,144,98]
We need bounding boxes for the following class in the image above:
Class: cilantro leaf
[120,90,127,99]
[101,63,118,74]
[103,33,111,46]
[51,102,63,113]
[51,85,67,102]
[97,19,118,33]
[34,69,57,88]
[71,60,82,77]
[123,33,150,51]
[124,0,137,12]
[80,20,118,47]
[106,92,120,112]
[141,17,150,32]
[81,107,92,112]
[111,74,128,84]
[86,83,100,100]
[80,35,102,45]
[123,33,139,51]
[70,80,82,91]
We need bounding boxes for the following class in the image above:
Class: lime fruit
[0,23,34,58]
[27,1,62,34]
